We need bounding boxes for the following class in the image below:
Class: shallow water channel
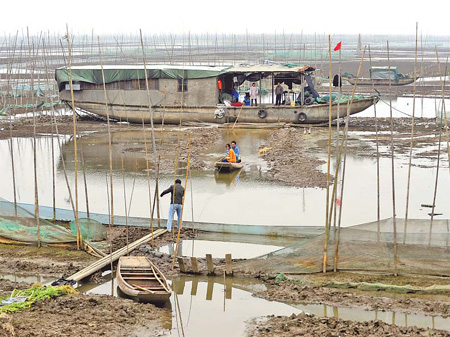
[78,273,449,336]
[0,106,449,228]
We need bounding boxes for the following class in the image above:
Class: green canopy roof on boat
[55,65,231,88]
[55,64,316,88]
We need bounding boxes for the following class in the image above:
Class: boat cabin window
[178,78,188,92]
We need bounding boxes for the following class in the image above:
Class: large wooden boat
[56,64,378,125]
[117,256,171,304]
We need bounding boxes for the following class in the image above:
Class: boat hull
[70,97,377,125]
[215,161,244,172]
[345,77,417,86]
[117,256,171,304]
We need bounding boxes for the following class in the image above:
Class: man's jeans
[167,203,182,231]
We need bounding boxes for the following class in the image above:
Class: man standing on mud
[160,179,185,232]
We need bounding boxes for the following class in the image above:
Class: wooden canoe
[215,161,244,172]
[117,256,171,304]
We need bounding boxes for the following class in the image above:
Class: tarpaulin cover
[370,66,402,81]
[55,65,231,87]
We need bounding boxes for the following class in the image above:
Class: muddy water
[80,274,448,335]
[293,303,449,331]
[0,272,53,285]
[358,96,450,118]
[157,240,282,259]
[0,120,449,228]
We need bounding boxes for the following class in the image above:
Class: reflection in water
[158,240,281,259]
[168,276,298,337]
[214,169,243,188]
[78,273,449,336]
[293,302,449,331]
[0,125,449,227]
[0,273,54,285]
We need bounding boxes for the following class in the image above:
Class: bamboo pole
[6,32,18,218]
[428,48,448,246]
[403,23,419,244]
[29,33,41,248]
[332,46,367,271]
[42,38,76,219]
[65,25,82,249]
[80,145,90,218]
[368,46,381,243]
[97,36,115,239]
[172,135,191,267]
[322,35,333,273]
[387,41,398,276]
[139,29,160,245]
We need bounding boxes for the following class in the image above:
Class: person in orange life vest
[221,144,236,163]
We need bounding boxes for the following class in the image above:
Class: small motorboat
[214,161,244,172]
[117,256,171,304]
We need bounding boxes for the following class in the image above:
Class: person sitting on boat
[221,144,236,163]
[243,93,251,106]
[160,179,185,232]
[232,88,239,103]
[231,140,240,163]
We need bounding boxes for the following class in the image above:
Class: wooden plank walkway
[68,228,166,282]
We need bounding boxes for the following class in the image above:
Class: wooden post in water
[225,254,233,276]
[206,254,215,275]
[177,257,187,273]
[190,257,199,274]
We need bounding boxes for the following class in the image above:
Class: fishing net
[0,198,76,244]
[238,218,450,277]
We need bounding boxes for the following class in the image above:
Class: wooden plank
[67,228,166,282]
[206,254,215,275]
[190,257,199,274]
[225,254,233,276]
[177,257,187,273]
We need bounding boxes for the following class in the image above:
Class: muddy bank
[258,282,450,318]
[261,128,329,188]
[0,279,30,298]
[258,117,446,188]
[0,293,168,337]
[246,312,450,337]
[0,244,96,279]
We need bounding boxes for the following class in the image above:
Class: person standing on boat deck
[249,82,258,106]
[160,179,184,232]
[275,82,283,106]
[221,144,236,163]
[231,140,240,163]
[232,87,239,103]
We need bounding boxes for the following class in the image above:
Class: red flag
[333,42,342,51]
